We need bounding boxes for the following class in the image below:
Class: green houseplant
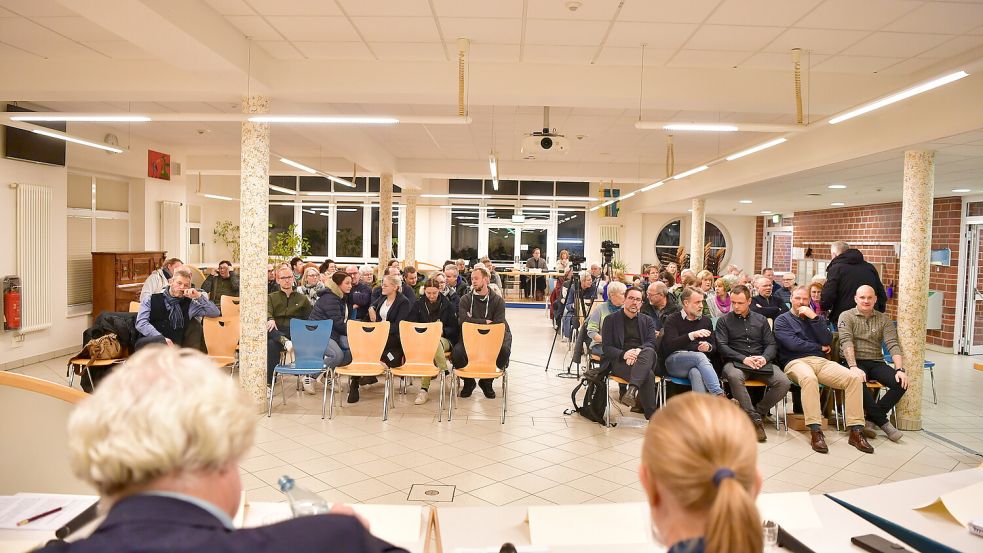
[212,220,241,263]
[269,223,311,264]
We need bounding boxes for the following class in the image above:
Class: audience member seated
[775,286,873,454]
[560,272,598,338]
[289,257,305,284]
[664,261,679,284]
[601,286,659,419]
[837,285,907,442]
[674,273,709,317]
[201,260,239,312]
[480,256,504,292]
[588,263,604,287]
[762,267,780,296]
[140,257,183,302]
[351,265,375,320]
[432,272,460,315]
[697,270,714,295]
[35,347,405,553]
[318,258,337,275]
[586,281,627,357]
[750,276,788,322]
[296,267,325,305]
[266,267,313,394]
[135,267,219,351]
[444,264,470,297]
[410,279,459,405]
[659,271,676,292]
[661,287,725,396]
[642,264,661,288]
[809,281,826,317]
[452,267,511,399]
[371,266,402,303]
[640,393,763,553]
[402,266,423,298]
[523,247,549,300]
[555,249,571,273]
[357,274,413,404]
[706,278,732,319]
[715,284,791,443]
[266,264,278,293]
[309,272,357,394]
[454,258,471,282]
[641,281,678,330]
[736,272,752,288]
[724,264,742,277]
[821,241,888,326]
[775,272,795,304]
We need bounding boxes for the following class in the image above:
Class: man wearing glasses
[266,267,312,395]
[600,287,659,419]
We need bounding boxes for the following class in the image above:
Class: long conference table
[2,469,980,553]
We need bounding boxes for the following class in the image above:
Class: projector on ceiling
[521,133,570,156]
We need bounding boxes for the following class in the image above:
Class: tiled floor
[13,307,983,508]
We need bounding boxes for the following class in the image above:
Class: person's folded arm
[774,316,818,353]
[134,295,160,337]
[190,297,220,318]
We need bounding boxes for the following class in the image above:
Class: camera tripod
[544,261,611,378]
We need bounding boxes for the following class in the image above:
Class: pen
[17,507,63,527]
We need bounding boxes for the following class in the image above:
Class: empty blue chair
[268,319,332,418]
[882,342,936,404]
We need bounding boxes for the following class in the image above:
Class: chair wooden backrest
[0,372,94,495]
[220,295,241,318]
[128,301,140,313]
[461,322,505,370]
[346,321,390,363]
[184,264,206,288]
[203,317,240,358]
[398,321,442,365]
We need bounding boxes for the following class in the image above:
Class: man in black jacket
[452,267,511,399]
[715,285,791,442]
[410,280,459,405]
[821,241,888,325]
[601,287,659,419]
[750,276,788,322]
[640,281,678,331]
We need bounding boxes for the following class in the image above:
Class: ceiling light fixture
[828,70,969,125]
[635,121,804,133]
[725,138,787,161]
[279,157,316,174]
[672,165,709,180]
[12,114,151,122]
[952,188,971,193]
[640,180,667,192]
[828,184,847,189]
[760,210,773,214]
[489,152,499,191]
[661,123,739,132]
[31,129,123,153]
[831,202,845,206]
[276,155,356,188]
[739,200,753,204]
[249,115,399,125]
[269,184,297,195]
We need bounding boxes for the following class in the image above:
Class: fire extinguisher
[3,276,21,331]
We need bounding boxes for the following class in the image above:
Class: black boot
[622,384,639,409]
[460,379,476,398]
[347,376,360,404]
[479,379,496,399]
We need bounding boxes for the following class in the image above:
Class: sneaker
[414,389,429,405]
[863,420,878,439]
[302,376,316,395]
[880,421,903,442]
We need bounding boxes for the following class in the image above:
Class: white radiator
[16,183,53,333]
[600,225,621,248]
[159,201,182,258]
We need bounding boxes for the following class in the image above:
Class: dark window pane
[656,220,681,247]
[450,206,479,262]
[557,210,585,258]
[449,179,482,195]
[486,179,518,196]
[487,227,515,263]
[370,207,400,258]
[520,180,553,196]
[336,205,364,258]
[520,229,547,260]
[486,205,514,220]
[302,208,329,257]
[345,177,368,192]
[268,205,294,251]
[299,176,330,193]
[270,175,296,191]
[556,181,590,196]
[521,205,551,222]
[705,222,726,248]
[367,177,381,192]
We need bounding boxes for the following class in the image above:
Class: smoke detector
[565,1,583,12]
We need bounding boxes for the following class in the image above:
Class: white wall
[187,174,241,263]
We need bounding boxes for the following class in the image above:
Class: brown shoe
[810,429,829,454]
[849,428,875,454]
[753,419,767,443]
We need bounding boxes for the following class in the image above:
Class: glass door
[519,228,548,264]
[486,226,516,264]
[964,224,983,355]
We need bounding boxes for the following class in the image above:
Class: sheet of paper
[913,480,983,527]
[756,492,822,530]
[241,501,423,548]
[528,503,651,546]
[0,494,98,531]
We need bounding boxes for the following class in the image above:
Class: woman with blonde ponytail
[639,394,764,553]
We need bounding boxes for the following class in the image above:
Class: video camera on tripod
[600,240,619,264]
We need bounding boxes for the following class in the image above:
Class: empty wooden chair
[128,301,140,313]
[331,321,391,420]
[220,295,241,318]
[448,322,508,423]
[391,321,445,420]
[203,317,240,375]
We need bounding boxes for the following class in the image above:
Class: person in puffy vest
[135,268,219,351]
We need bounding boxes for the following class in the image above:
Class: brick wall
[790,197,962,348]
[772,233,793,272]
[753,216,764,271]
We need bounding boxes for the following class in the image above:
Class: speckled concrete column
[404,189,418,266]
[378,173,393,275]
[895,150,934,431]
[689,198,706,272]
[238,95,270,408]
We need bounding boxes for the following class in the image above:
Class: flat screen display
[3,104,67,166]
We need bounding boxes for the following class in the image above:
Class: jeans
[857,359,906,426]
[722,362,791,420]
[325,335,352,369]
[666,351,724,395]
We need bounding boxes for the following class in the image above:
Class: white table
[827,467,983,553]
[785,496,900,553]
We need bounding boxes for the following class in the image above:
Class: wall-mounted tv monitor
[3,104,67,166]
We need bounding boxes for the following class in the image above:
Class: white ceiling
[1,0,982,212]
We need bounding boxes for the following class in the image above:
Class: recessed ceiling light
[808,193,822,196]
[828,184,847,189]
[760,210,772,214]
[739,200,753,204]
[831,202,845,206]
[952,188,971,193]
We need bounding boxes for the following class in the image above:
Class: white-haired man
[135,267,219,351]
[34,347,405,553]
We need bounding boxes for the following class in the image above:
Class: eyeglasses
[277,275,294,281]
[625,296,643,302]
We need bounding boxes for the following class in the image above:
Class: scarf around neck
[163,291,187,330]
[715,294,731,313]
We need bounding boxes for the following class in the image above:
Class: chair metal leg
[321,373,329,419]
[448,375,457,421]
[604,375,611,428]
[929,367,937,404]
[382,373,391,421]
[501,372,508,424]
[437,371,445,422]
[328,372,336,419]
[267,373,277,417]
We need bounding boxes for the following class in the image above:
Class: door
[964,224,983,355]
[765,231,793,272]
[484,225,550,265]
[486,227,516,264]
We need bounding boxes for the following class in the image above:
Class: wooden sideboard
[92,251,166,316]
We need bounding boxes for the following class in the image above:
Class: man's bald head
[854,285,877,314]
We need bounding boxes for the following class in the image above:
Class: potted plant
[212,220,241,263]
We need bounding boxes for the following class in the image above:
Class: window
[336,204,364,258]
[450,206,479,261]
[557,210,585,258]
[486,179,518,196]
[302,208,329,257]
[655,220,681,266]
[653,219,728,271]
[268,205,294,251]
[67,173,130,308]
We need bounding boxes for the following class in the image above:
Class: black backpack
[564,363,611,426]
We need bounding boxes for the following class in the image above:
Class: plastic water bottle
[278,475,330,517]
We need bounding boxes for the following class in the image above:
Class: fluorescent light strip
[423,194,493,199]
[663,123,739,132]
[489,153,499,191]
[279,157,316,174]
[672,165,709,180]
[31,129,123,153]
[640,180,666,192]
[619,192,637,200]
[269,184,297,195]
[725,137,787,161]
[13,114,151,122]
[250,115,399,124]
[199,193,238,202]
[829,71,969,125]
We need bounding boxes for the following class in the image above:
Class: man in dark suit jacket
[601,287,659,419]
[36,347,404,553]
